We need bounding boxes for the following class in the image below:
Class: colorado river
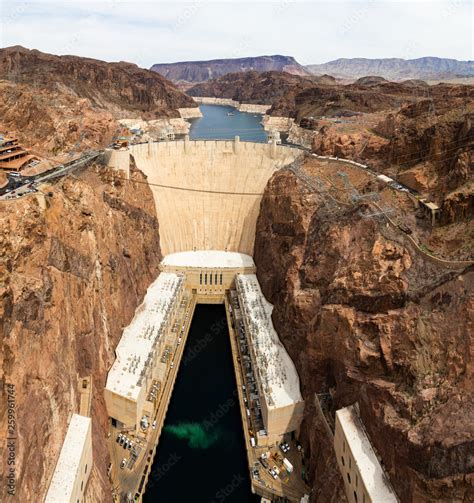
[143,305,259,502]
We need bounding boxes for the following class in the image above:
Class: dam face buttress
[107,139,302,255]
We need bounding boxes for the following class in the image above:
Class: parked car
[260,457,269,469]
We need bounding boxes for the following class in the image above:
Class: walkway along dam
[99,139,310,502]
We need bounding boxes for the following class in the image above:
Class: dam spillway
[107,139,302,255]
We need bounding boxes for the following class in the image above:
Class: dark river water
[143,305,260,503]
[189,104,268,142]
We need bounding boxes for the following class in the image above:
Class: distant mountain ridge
[150,55,311,84]
[306,57,474,81]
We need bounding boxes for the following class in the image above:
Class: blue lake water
[189,104,268,142]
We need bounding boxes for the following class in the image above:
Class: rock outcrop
[297,84,473,223]
[0,80,119,156]
[253,165,473,502]
[188,70,420,118]
[0,162,162,501]
[188,71,318,115]
[0,46,196,156]
[0,46,195,117]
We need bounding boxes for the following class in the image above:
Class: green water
[164,422,221,449]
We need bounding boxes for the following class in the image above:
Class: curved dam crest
[107,139,302,255]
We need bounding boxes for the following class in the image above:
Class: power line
[97,141,469,197]
[106,172,266,196]
[384,136,473,164]
[186,133,472,164]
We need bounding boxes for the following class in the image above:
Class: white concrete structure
[376,174,394,184]
[335,405,398,503]
[45,414,92,503]
[236,274,304,441]
[161,251,256,302]
[104,272,185,428]
[112,139,302,255]
[161,250,255,269]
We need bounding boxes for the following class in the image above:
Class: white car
[152,420,157,429]
[120,458,127,469]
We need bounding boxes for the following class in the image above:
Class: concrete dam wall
[117,139,301,255]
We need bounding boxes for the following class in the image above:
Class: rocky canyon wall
[253,167,473,502]
[0,162,162,501]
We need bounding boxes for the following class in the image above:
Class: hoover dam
[108,138,301,255]
[101,137,309,502]
[3,97,471,503]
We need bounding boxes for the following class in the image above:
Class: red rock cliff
[254,167,473,502]
[0,162,162,501]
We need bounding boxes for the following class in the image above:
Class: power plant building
[104,272,185,430]
[335,405,398,503]
[45,414,93,503]
[235,274,304,443]
[160,250,256,301]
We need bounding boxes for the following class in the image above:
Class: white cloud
[0,1,472,67]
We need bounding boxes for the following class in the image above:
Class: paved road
[0,151,101,200]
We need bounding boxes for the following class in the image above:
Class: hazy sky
[0,1,472,68]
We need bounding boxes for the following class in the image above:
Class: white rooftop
[45,414,91,502]
[162,250,255,269]
[336,405,398,502]
[105,272,184,401]
[236,274,303,409]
